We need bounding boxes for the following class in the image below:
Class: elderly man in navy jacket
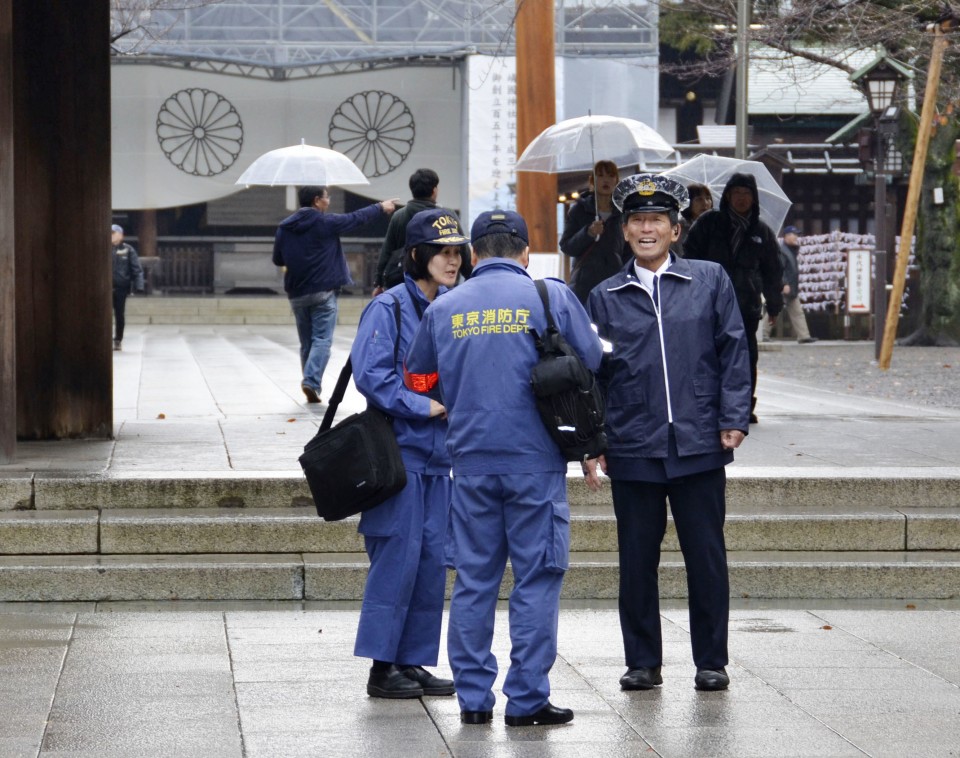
[585,174,751,693]
[273,185,398,403]
[404,210,602,727]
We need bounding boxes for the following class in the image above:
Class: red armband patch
[404,366,439,393]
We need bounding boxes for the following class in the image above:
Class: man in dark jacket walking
[273,186,398,403]
[585,174,750,693]
[111,224,144,352]
[683,173,783,422]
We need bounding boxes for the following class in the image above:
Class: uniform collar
[471,257,531,278]
[608,252,692,292]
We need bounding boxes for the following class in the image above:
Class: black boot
[400,665,455,696]
[366,664,424,699]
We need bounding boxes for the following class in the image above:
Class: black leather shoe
[798,337,818,344]
[620,666,663,690]
[504,702,574,727]
[460,710,493,724]
[366,664,424,699]
[401,665,455,696]
[749,413,759,424]
[694,667,730,691]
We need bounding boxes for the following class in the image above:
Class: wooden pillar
[138,209,158,259]
[515,0,557,254]
[13,0,112,438]
[0,0,14,462]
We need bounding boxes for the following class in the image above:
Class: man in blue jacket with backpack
[404,210,602,727]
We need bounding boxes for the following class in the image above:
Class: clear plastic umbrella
[660,154,792,233]
[235,140,369,187]
[515,114,675,174]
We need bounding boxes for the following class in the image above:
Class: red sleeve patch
[404,366,438,393]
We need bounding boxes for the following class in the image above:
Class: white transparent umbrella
[235,140,369,187]
[515,114,675,174]
[660,154,792,233]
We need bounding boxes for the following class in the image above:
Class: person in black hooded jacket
[682,173,783,422]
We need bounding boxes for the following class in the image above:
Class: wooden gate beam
[13,0,112,438]
[0,0,14,462]
[515,0,557,256]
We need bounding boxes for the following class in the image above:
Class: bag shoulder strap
[320,295,402,431]
[534,279,558,333]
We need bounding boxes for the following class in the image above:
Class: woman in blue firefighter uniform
[350,208,468,699]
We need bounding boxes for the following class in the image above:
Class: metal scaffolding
[111,0,658,78]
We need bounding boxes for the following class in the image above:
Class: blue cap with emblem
[470,210,529,245]
[405,208,469,249]
[613,174,690,216]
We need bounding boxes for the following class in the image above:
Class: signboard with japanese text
[846,249,872,314]
[465,55,519,226]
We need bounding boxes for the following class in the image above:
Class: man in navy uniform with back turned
[584,174,751,693]
[404,210,602,727]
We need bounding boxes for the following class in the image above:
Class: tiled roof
[748,46,878,116]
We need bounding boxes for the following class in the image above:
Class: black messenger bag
[299,297,407,521]
[529,279,607,463]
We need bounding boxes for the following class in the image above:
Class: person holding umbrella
[273,185,399,404]
[682,173,783,423]
[560,160,630,305]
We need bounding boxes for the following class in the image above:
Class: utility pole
[735,0,750,159]
[515,0,557,255]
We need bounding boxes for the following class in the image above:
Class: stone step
[3,550,958,602]
[306,551,960,601]
[126,296,371,325]
[13,472,960,511]
[3,505,959,556]
[0,554,303,602]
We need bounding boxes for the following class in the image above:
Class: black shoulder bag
[530,280,607,462]
[299,296,407,521]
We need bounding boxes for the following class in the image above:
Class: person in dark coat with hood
[560,160,629,305]
[273,185,399,404]
[682,172,783,423]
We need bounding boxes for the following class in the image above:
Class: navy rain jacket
[272,203,383,298]
[587,255,751,462]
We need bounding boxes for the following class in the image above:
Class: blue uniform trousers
[354,471,451,665]
[447,472,569,717]
[611,468,729,670]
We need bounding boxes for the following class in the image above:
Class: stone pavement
[3,324,960,474]
[1,325,960,756]
[1,600,959,757]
